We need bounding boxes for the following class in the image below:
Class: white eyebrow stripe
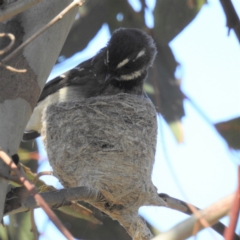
[116,58,129,69]
[133,49,145,61]
[120,69,144,81]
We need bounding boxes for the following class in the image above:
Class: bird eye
[123,63,131,69]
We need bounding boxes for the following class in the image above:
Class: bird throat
[110,74,145,94]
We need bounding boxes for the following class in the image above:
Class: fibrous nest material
[41,93,165,240]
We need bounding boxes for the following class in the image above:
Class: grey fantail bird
[23,28,157,141]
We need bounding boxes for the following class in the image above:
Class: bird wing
[23,58,94,142]
[38,58,93,103]
[38,75,66,102]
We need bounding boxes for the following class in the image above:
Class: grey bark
[0,0,78,221]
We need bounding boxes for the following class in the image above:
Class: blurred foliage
[17,148,40,161]
[215,117,240,150]
[55,209,159,240]
[0,141,38,240]
[0,212,36,240]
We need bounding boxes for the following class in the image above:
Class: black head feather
[105,28,157,81]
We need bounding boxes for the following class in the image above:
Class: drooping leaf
[147,43,185,122]
[58,203,102,225]
[215,117,240,150]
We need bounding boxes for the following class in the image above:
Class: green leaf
[169,120,184,143]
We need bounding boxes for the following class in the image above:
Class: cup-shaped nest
[41,93,165,240]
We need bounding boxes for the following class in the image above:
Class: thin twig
[152,193,235,240]
[2,0,85,64]
[33,171,53,184]
[0,150,74,240]
[0,0,42,23]
[0,33,26,72]
[30,209,39,240]
[187,203,214,238]
[159,193,240,240]
[0,33,15,55]
[224,166,240,240]
[0,62,26,72]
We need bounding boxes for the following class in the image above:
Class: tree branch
[224,166,240,240]
[219,0,240,42]
[5,186,103,215]
[153,193,235,240]
[25,186,101,208]
[0,61,26,72]
[5,186,238,239]
[159,193,240,239]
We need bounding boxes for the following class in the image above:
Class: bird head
[104,28,157,82]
